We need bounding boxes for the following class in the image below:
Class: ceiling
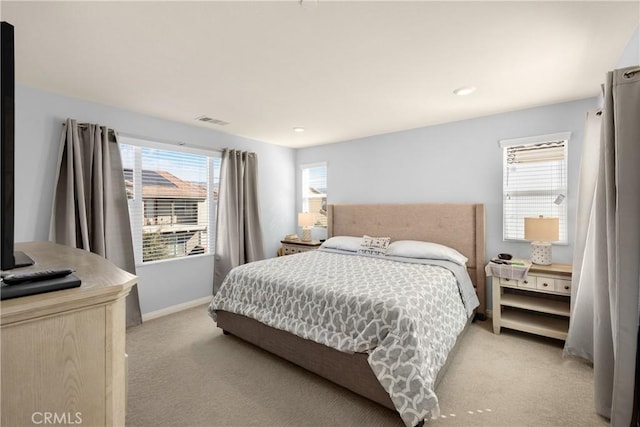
[2,1,639,148]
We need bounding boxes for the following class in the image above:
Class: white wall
[295,25,639,259]
[616,26,639,68]
[14,85,295,314]
[14,24,635,315]
[296,97,599,306]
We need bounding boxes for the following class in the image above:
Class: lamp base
[530,241,552,265]
[301,228,312,242]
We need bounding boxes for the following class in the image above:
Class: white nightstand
[280,240,322,255]
[492,261,572,340]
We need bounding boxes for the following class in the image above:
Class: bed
[209,203,486,426]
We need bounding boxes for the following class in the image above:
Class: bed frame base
[217,311,473,413]
[217,310,395,410]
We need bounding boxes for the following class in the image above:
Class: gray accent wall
[14,85,295,315]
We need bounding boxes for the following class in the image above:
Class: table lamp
[524,216,559,265]
[298,213,315,242]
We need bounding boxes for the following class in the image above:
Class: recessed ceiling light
[453,86,477,96]
[293,127,305,133]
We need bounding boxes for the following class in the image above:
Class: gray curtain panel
[564,67,640,425]
[564,109,602,361]
[50,118,142,327]
[213,149,264,293]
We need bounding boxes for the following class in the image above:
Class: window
[501,132,569,243]
[301,162,327,228]
[120,137,221,263]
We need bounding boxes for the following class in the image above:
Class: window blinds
[301,163,328,228]
[502,137,568,243]
[120,141,221,263]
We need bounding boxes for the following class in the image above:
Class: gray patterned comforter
[209,249,477,426]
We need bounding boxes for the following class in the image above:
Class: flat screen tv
[1,21,33,271]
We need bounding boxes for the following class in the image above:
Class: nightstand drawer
[283,245,304,255]
[535,276,555,291]
[499,276,535,289]
[499,277,516,286]
[281,240,321,256]
[555,279,571,295]
[518,277,536,290]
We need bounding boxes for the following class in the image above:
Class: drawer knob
[524,280,528,284]
[543,283,549,287]
[564,285,570,290]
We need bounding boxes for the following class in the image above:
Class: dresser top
[2,242,137,325]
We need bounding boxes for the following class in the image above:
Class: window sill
[135,253,214,268]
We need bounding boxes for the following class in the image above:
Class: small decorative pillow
[358,235,391,256]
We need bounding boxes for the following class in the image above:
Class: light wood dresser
[1,241,137,427]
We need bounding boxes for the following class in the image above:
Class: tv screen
[1,21,33,271]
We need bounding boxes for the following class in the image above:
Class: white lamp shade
[524,217,559,242]
[298,213,315,227]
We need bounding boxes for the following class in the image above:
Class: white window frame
[300,162,327,228]
[500,132,570,244]
[120,136,221,265]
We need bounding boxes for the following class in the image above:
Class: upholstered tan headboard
[327,203,486,316]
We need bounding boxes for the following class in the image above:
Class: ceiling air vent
[195,115,230,126]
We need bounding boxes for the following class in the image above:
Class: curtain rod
[62,121,107,130]
[61,122,187,146]
[61,122,220,153]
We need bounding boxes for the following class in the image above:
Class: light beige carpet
[125,305,608,427]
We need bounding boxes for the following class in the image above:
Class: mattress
[209,249,478,426]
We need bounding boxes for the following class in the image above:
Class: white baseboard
[141,296,212,322]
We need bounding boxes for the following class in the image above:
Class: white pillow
[320,236,364,252]
[386,240,468,265]
[358,235,391,256]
